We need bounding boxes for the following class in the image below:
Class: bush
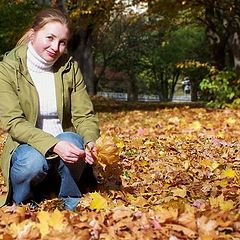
[199,70,238,108]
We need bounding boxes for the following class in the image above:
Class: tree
[144,0,240,74]
[0,0,41,57]
[65,0,124,95]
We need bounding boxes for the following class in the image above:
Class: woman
[0,8,100,211]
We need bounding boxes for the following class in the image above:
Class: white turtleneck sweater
[27,43,63,136]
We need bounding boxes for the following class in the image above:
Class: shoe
[61,197,80,211]
[28,200,39,210]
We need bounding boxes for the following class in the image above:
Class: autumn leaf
[200,159,219,172]
[221,167,236,178]
[168,116,180,125]
[197,216,218,239]
[8,220,38,239]
[171,186,187,198]
[89,192,108,210]
[190,120,201,131]
[209,194,235,211]
[225,117,236,125]
[48,209,65,231]
[37,211,50,237]
[95,135,120,168]
[37,209,65,237]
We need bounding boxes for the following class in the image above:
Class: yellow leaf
[139,159,149,167]
[217,131,225,138]
[221,167,236,178]
[225,117,236,125]
[209,195,220,209]
[209,194,235,211]
[89,192,108,210]
[171,187,187,198]
[116,140,125,149]
[220,199,234,211]
[143,139,155,146]
[190,121,201,131]
[200,159,219,171]
[217,180,228,187]
[48,209,65,231]
[37,211,50,237]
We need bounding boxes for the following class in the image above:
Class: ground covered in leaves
[1,100,240,239]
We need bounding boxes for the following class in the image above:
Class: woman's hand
[53,140,85,163]
[85,141,97,165]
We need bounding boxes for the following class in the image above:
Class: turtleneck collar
[27,42,57,73]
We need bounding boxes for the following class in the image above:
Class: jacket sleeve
[0,63,59,156]
[71,61,100,145]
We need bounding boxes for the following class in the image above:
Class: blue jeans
[10,132,86,210]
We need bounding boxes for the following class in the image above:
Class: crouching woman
[0,8,100,211]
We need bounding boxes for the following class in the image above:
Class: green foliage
[200,70,238,108]
[0,0,41,56]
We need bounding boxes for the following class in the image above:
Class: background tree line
[1,0,240,107]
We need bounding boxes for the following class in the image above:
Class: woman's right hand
[52,140,85,163]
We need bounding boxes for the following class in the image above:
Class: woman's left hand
[85,141,97,165]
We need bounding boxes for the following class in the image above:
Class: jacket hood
[3,44,27,71]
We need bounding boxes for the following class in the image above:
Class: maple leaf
[221,167,236,178]
[209,194,235,211]
[89,192,108,210]
[37,209,65,237]
[95,135,120,168]
[48,209,65,231]
[197,216,218,239]
[8,220,38,239]
[37,211,50,237]
[200,159,219,172]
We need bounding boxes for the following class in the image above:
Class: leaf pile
[1,106,240,239]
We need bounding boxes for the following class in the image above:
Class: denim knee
[56,132,84,149]
[11,144,48,184]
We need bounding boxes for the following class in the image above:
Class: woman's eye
[47,36,53,41]
[60,41,67,46]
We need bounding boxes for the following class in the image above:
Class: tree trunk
[190,79,198,102]
[205,6,228,71]
[69,26,97,96]
[127,75,138,102]
[229,32,240,76]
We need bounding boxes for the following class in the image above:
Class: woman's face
[30,21,69,62]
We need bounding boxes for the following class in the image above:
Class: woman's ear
[28,28,35,42]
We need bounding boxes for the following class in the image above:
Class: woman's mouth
[47,51,57,58]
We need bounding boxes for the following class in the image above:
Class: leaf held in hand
[95,135,120,166]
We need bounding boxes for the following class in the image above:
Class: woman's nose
[51,41,59,51]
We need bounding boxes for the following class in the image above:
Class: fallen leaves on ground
[1,105,240,239]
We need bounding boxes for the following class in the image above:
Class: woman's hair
[17,8,71,46]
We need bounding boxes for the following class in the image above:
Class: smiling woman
[0,8,100,211]
[29,21,69,62]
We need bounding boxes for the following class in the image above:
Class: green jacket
[0,44,100,206]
